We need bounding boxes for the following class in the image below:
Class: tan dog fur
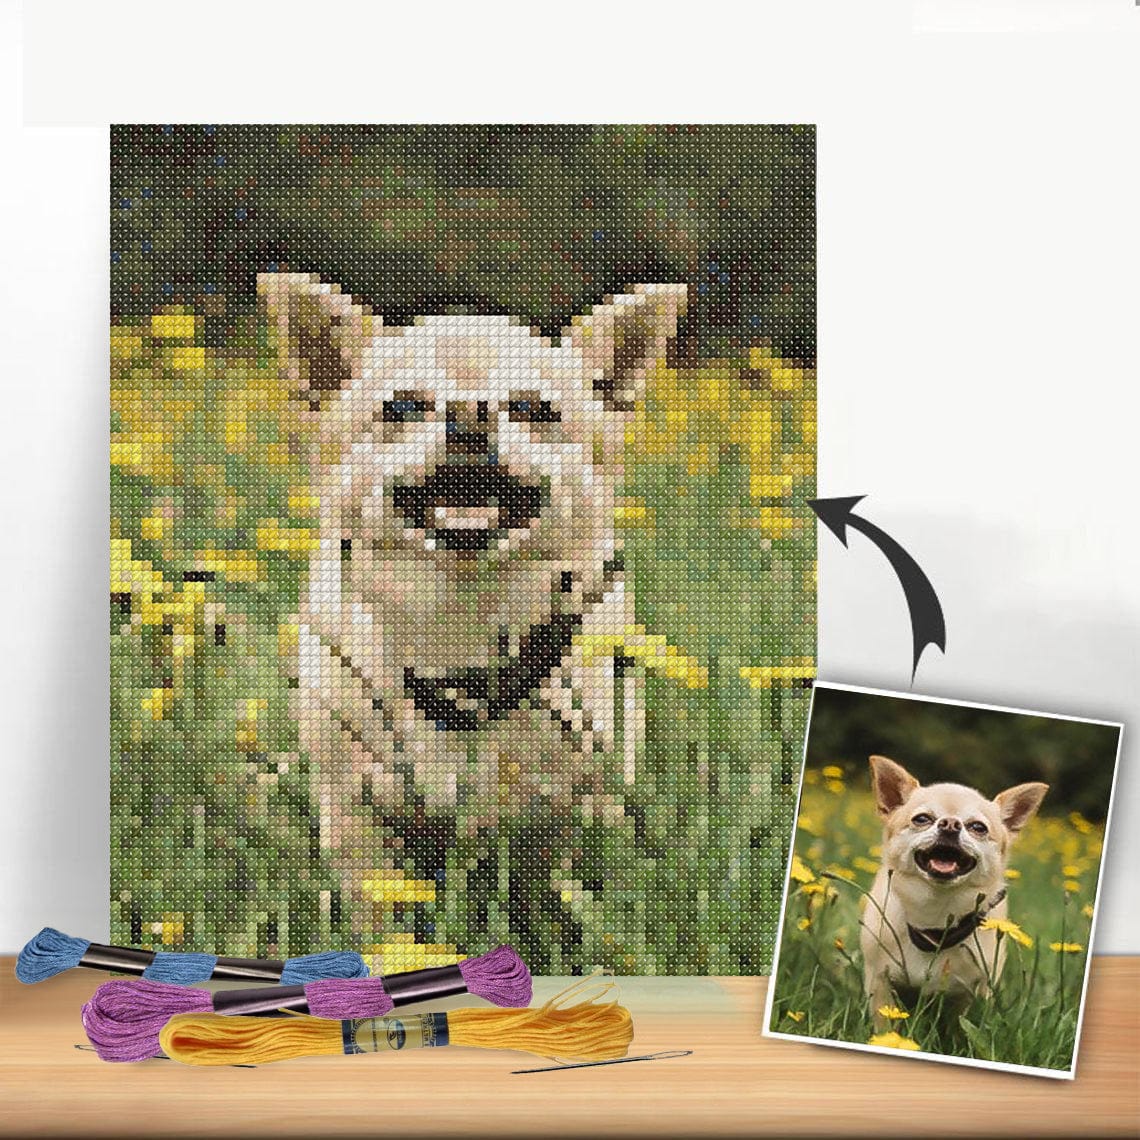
[860,755,1047,1027]
[259,273,686,912]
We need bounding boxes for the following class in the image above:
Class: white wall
[1,0,1136,953]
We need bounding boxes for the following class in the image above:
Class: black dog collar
[402,561,622,733]
[404,610,583,732]
[906,888,1007,953]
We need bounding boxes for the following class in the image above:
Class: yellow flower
[1049,942,1084,954]
[876,1005,910,1021]
[1062,864,1082,877]
[613,500,649,524]
[256,520,320,555]
[796,916,812,931]
[1082,904,1094,919]
[801,882,829,896]
[363,938,462,975]
[740,664,816,689]
[150,313,197,339]
[580,626,708,688]
[359,872,436,905]
[797,813,820,836]
[821,765,844,779]
[980,918,1033,948]
[790,856,815,885]
[786,1011,805,1023]
[833,938,845,951]
[1064,880,1081,893]
[868,1031,920,1051]
[826,864,857,881]
[1068,812,1094,835]
[1003,868,1021,880]
[170,346,206,370]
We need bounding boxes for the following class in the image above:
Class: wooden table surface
[1,956,1137,1137]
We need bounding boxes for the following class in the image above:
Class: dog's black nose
[937,817,962,835]
[446,401,494,459]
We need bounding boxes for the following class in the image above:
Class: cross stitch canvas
[110,125,816,974]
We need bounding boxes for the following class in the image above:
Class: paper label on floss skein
[342,1014,450,1054]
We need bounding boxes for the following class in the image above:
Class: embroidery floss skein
[16,927,367,985]
[83,945,531,1062]
[159,979,632,1067]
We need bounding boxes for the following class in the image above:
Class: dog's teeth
[433,506,499,530]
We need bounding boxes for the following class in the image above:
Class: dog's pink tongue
[929,856,959,874]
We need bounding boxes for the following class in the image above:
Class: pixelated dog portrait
[110,126,816,973]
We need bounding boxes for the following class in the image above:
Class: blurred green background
[109,125,816,974]
[807,687,1119,820]
[110,124,815,363]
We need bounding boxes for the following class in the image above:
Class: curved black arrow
[808,495,946,680]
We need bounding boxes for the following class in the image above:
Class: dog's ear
[994,782,1049,835]
[566,284,688,411]
[259,272,373,410]
[869,755,919,816]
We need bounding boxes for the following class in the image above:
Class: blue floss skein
[16,927,92,983]
[280,950,369,984]
[142,952,218,984]
[16,927,367,984]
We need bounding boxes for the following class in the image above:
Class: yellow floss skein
[160,977,632,1067]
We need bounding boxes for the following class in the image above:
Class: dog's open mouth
[392,465,544,552]
[914,843,977,881]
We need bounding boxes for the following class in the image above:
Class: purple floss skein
[305,945,531,1018]
[304,977,395,1019]
[82,979,212,1063]
[458,945,532,1007]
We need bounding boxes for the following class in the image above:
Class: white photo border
[761,680,1125,1081]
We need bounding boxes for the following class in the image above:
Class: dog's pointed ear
[994,782,1049,834]
[566,284,687,411]
[259,272,373,410]
[869,755,919,816]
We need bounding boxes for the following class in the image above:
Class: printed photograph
[764,683,1121,1077]
[110,125,816,974]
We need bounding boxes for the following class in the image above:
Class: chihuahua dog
[860,755,1048,1025]
[259,272,686,909]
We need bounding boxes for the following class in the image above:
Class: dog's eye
[507,398,560,425]
[382,395,433,424]
[911,812,934,826]
[967,820,988,836]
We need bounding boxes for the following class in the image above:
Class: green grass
[769,767,1103,1071]
[110,321,815,973]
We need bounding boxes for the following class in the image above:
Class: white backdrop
[1,0,1136,954]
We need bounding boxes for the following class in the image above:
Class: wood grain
[1,957,1136,1137]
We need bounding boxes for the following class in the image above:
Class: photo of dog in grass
[765,684,1121,1077]
[861,755,1047,1025]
